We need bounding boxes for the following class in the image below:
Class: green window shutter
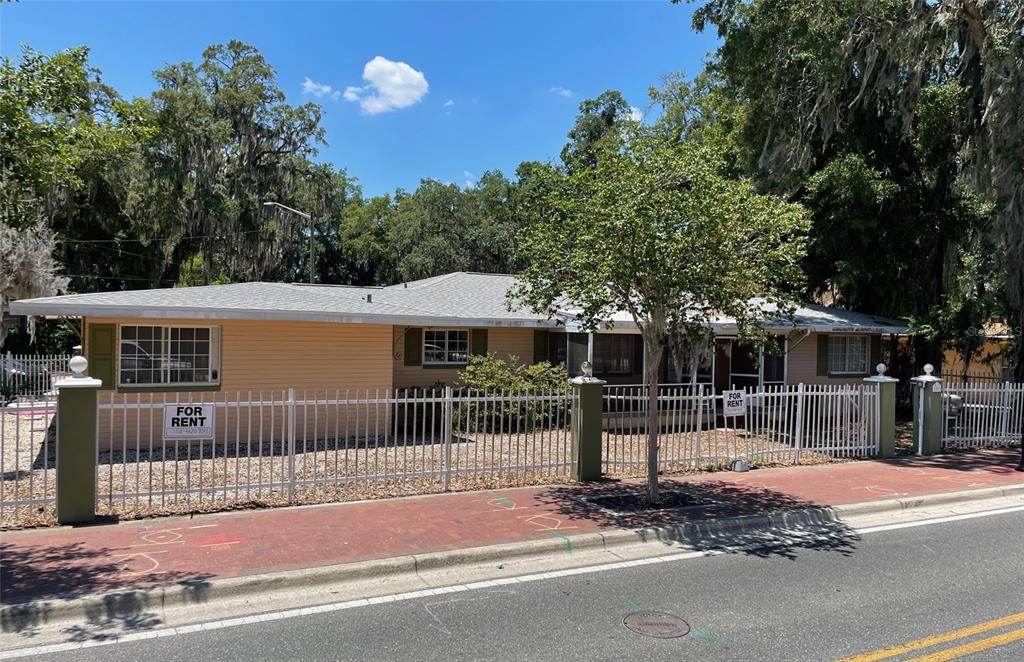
[88,323,116,389]
[816,334,830,377]
[533,330,549,364]
[404,328,422,366]
[471,329,488,357]
[869,335,882,374]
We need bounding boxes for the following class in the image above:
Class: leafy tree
[341,193,399,285]
[689,0,1024,375]
[511,131,808,502]
[560,90,634,171]
[0,46,146,331]
[0,224,68,345]
[130,40,326,285]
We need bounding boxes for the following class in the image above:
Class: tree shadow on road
[0,541,212,641]
[536,478,860,560]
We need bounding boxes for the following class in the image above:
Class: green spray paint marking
[549,531,573,555]
[625,598,644,613]
[492,495,515,508]
[690,629,717,640]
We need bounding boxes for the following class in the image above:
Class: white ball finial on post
[923,363,934,376]
[69,355,88,378]
[875,363,887,376]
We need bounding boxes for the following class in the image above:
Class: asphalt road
[19,510,1024,661]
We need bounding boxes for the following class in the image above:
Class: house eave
[7,302,564,329]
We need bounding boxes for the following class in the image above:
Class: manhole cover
[623,611,691,638]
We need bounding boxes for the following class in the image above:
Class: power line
[56,230,268,245]
[63,274,181,284]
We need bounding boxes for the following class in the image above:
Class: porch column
[911,364,944,455]
[570,371,606,482]
[56,356,101,524]
[864,363,898,458]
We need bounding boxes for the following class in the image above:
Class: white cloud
[629,106,643,122]
[343,56,429,115]
[463,171,476,188]
[443,99,455,108]
[301,77,340,101]
[550,86,573,97]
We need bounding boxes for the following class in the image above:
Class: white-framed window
[423,329,469,365]
[119,325,220,387]
[828,335,867,375]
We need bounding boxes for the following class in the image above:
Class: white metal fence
[0,395,58,525]
[1,379,887,526]
[602,383,880,475]
[91,387,575,517]
[942,381,1024,449]
[1,353,73,399]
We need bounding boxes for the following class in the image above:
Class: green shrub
[452,354,570,432]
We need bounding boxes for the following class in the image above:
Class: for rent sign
[722,389,747,418]
[163,404,215,440]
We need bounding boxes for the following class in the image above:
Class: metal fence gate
[942,381,1024,449]
[601,383,880,476]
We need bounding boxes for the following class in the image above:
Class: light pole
[263,201,314,284]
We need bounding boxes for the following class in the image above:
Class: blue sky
[1,1,719,196]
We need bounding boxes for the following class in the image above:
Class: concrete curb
[831,482,1024,517]
[5,484,1024,632]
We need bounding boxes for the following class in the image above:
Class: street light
[263,201,314,284]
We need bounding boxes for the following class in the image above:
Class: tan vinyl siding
[489,328,536,363]
[392,326,536,388]
[787,332,873,385]
[88,317,393,449]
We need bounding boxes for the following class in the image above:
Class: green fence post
[864,363,899,458]
[911,363,944,455]
[570,371,606,482]
[56,356,101,524]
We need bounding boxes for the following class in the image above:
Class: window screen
[119,326,219,386]
[423,330,470,365]
[828,336,867,374]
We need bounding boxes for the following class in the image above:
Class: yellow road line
[837,611,1024,662]
[905,627,1024,662]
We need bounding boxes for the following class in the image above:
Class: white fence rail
[0,395,58,525]
[602,383,879,475]
[942,381,1024,449]
[2,379,886,526]
[91,387,575,516]
[1,353,73,399]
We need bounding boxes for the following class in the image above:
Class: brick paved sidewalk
[3,449,1022,605]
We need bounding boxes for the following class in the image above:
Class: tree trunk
[643,335,664,505]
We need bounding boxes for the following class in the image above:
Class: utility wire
[57,228,268,244]
[63,274,181,285]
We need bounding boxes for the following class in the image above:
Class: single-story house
[10,271,908,395]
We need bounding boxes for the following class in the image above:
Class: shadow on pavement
[886,448,1022,473]
[0,541,212,641]
[538,479,860,560]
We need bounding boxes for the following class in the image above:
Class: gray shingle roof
[9,272,907,333]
